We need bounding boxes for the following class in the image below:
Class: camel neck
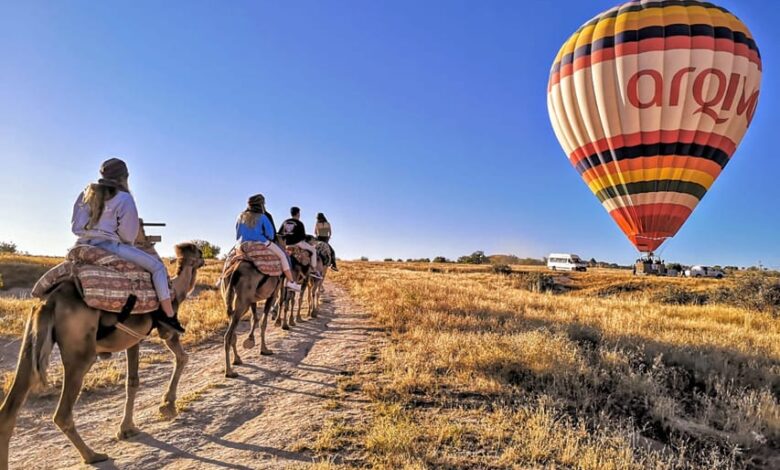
[171,266,195,304]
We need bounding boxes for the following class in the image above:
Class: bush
[513,272,556,293]
[191,240,221,259]
[432,256,450,263]
[713,273,780,313]
[360,256,369,262]
[653,285,708,306]
[383,258,394,262]
[0,242,17,254]
[491,264,512,275]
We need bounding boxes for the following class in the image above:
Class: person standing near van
[315,212,338,271]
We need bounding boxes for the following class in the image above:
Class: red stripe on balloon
[609,204,693,252]
[568,130,737,166]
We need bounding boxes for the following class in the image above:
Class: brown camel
[221,260,282,378]
[277,251,312,329]
[0,243,204,468]
[307,241,332,317]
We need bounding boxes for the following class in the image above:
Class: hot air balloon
[547,0,762,253]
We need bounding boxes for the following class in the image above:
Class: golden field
[1,254,779,468]
[321,262,780,469]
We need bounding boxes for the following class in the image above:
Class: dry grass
[324,262,780,469]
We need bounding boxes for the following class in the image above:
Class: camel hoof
[282,324,290,330]
[117,426,140,440]
[274,319,282,327]
[159,403,178,419]
[261,348,273,356]
[225,370,239,378]
[311,311,318,318]
[232,357,243,366]
[84,452,110,464]
[243,338,255,349]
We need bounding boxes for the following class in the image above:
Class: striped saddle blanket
[220,242,284,283]
[31,245,169,314]
[287,245,311,266]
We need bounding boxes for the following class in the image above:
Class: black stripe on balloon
[595,180,707,203]
[574,143,730,175]
[554,24,758,71]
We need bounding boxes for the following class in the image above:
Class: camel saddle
[31,245,170,314]
[287,245,311,266]
[220,242,284,283]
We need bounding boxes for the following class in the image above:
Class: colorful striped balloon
[547,0,761,253]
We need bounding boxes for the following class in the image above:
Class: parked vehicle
[684,265,725,279]
[547,253,587,272]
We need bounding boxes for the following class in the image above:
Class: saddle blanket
[220,242,284,284]
[31,245,168,314]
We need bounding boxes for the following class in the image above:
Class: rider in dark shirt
[278,206,321,278]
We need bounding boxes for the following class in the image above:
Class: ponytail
[82,183,118,229]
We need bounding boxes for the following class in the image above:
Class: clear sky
[1,0,778,267]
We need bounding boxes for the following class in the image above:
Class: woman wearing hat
[235,194,302,292]
[71,158,186,333]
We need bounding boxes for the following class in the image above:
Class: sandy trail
[3,283,375,469]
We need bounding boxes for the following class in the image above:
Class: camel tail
[29,300,56,389]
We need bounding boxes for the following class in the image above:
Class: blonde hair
[82,178,128,229]
[239,210,262,228]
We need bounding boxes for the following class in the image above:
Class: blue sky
[1,0,778,267]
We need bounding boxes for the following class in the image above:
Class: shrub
[717,273,780,313]
[383,258,394,262]
[513,272,556,293]
[0,242,17,254]
[432,256,450,263]
[653,285,708,306]
[491,264,512,275]
[360,256,369,262]
[191,240,221,259]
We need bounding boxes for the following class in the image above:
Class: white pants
[261,241,291,272]
[291,241,317,270]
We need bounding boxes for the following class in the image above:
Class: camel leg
[295,284,306,323]
[0,329,36,470]
[54,347,106,464]
[260,298,273,356]
[243,303,258,350]
[117,344,141,439]
[224,310,242,378]
[280,292,291,330]
[159,333,187,419]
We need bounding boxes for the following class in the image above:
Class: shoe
[286,281,302,292]
[158,314,186,334]
[310,272,323,280]
[331,265,339,272]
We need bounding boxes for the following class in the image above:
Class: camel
[307,241,332,317]
[277,250,312,330]
[0,243,204,468]
[221,259,282,378]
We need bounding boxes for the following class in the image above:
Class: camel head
[172,242,205,299]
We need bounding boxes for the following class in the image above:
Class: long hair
[239,203,265,228]
[82,178,129,229]
[316,212,328,223]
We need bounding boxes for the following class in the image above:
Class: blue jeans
[88,240,171,301]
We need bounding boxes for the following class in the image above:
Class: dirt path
[3,283,376,469]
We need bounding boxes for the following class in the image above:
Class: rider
[235,194,301,292]
[71,158,186,333]
[314,212,338,272]
[278,207,322,279]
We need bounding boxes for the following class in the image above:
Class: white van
[547,253,588,272]
[684,265,725,279]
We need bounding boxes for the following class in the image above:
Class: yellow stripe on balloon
[586,168,716,194]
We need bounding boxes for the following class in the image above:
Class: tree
[432,256,450,263]
[192,240,221,259]
[458,251,489,265]
[360,256,369,262]
[0,241,17,254]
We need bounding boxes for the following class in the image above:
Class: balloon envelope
[547,0,761,252]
